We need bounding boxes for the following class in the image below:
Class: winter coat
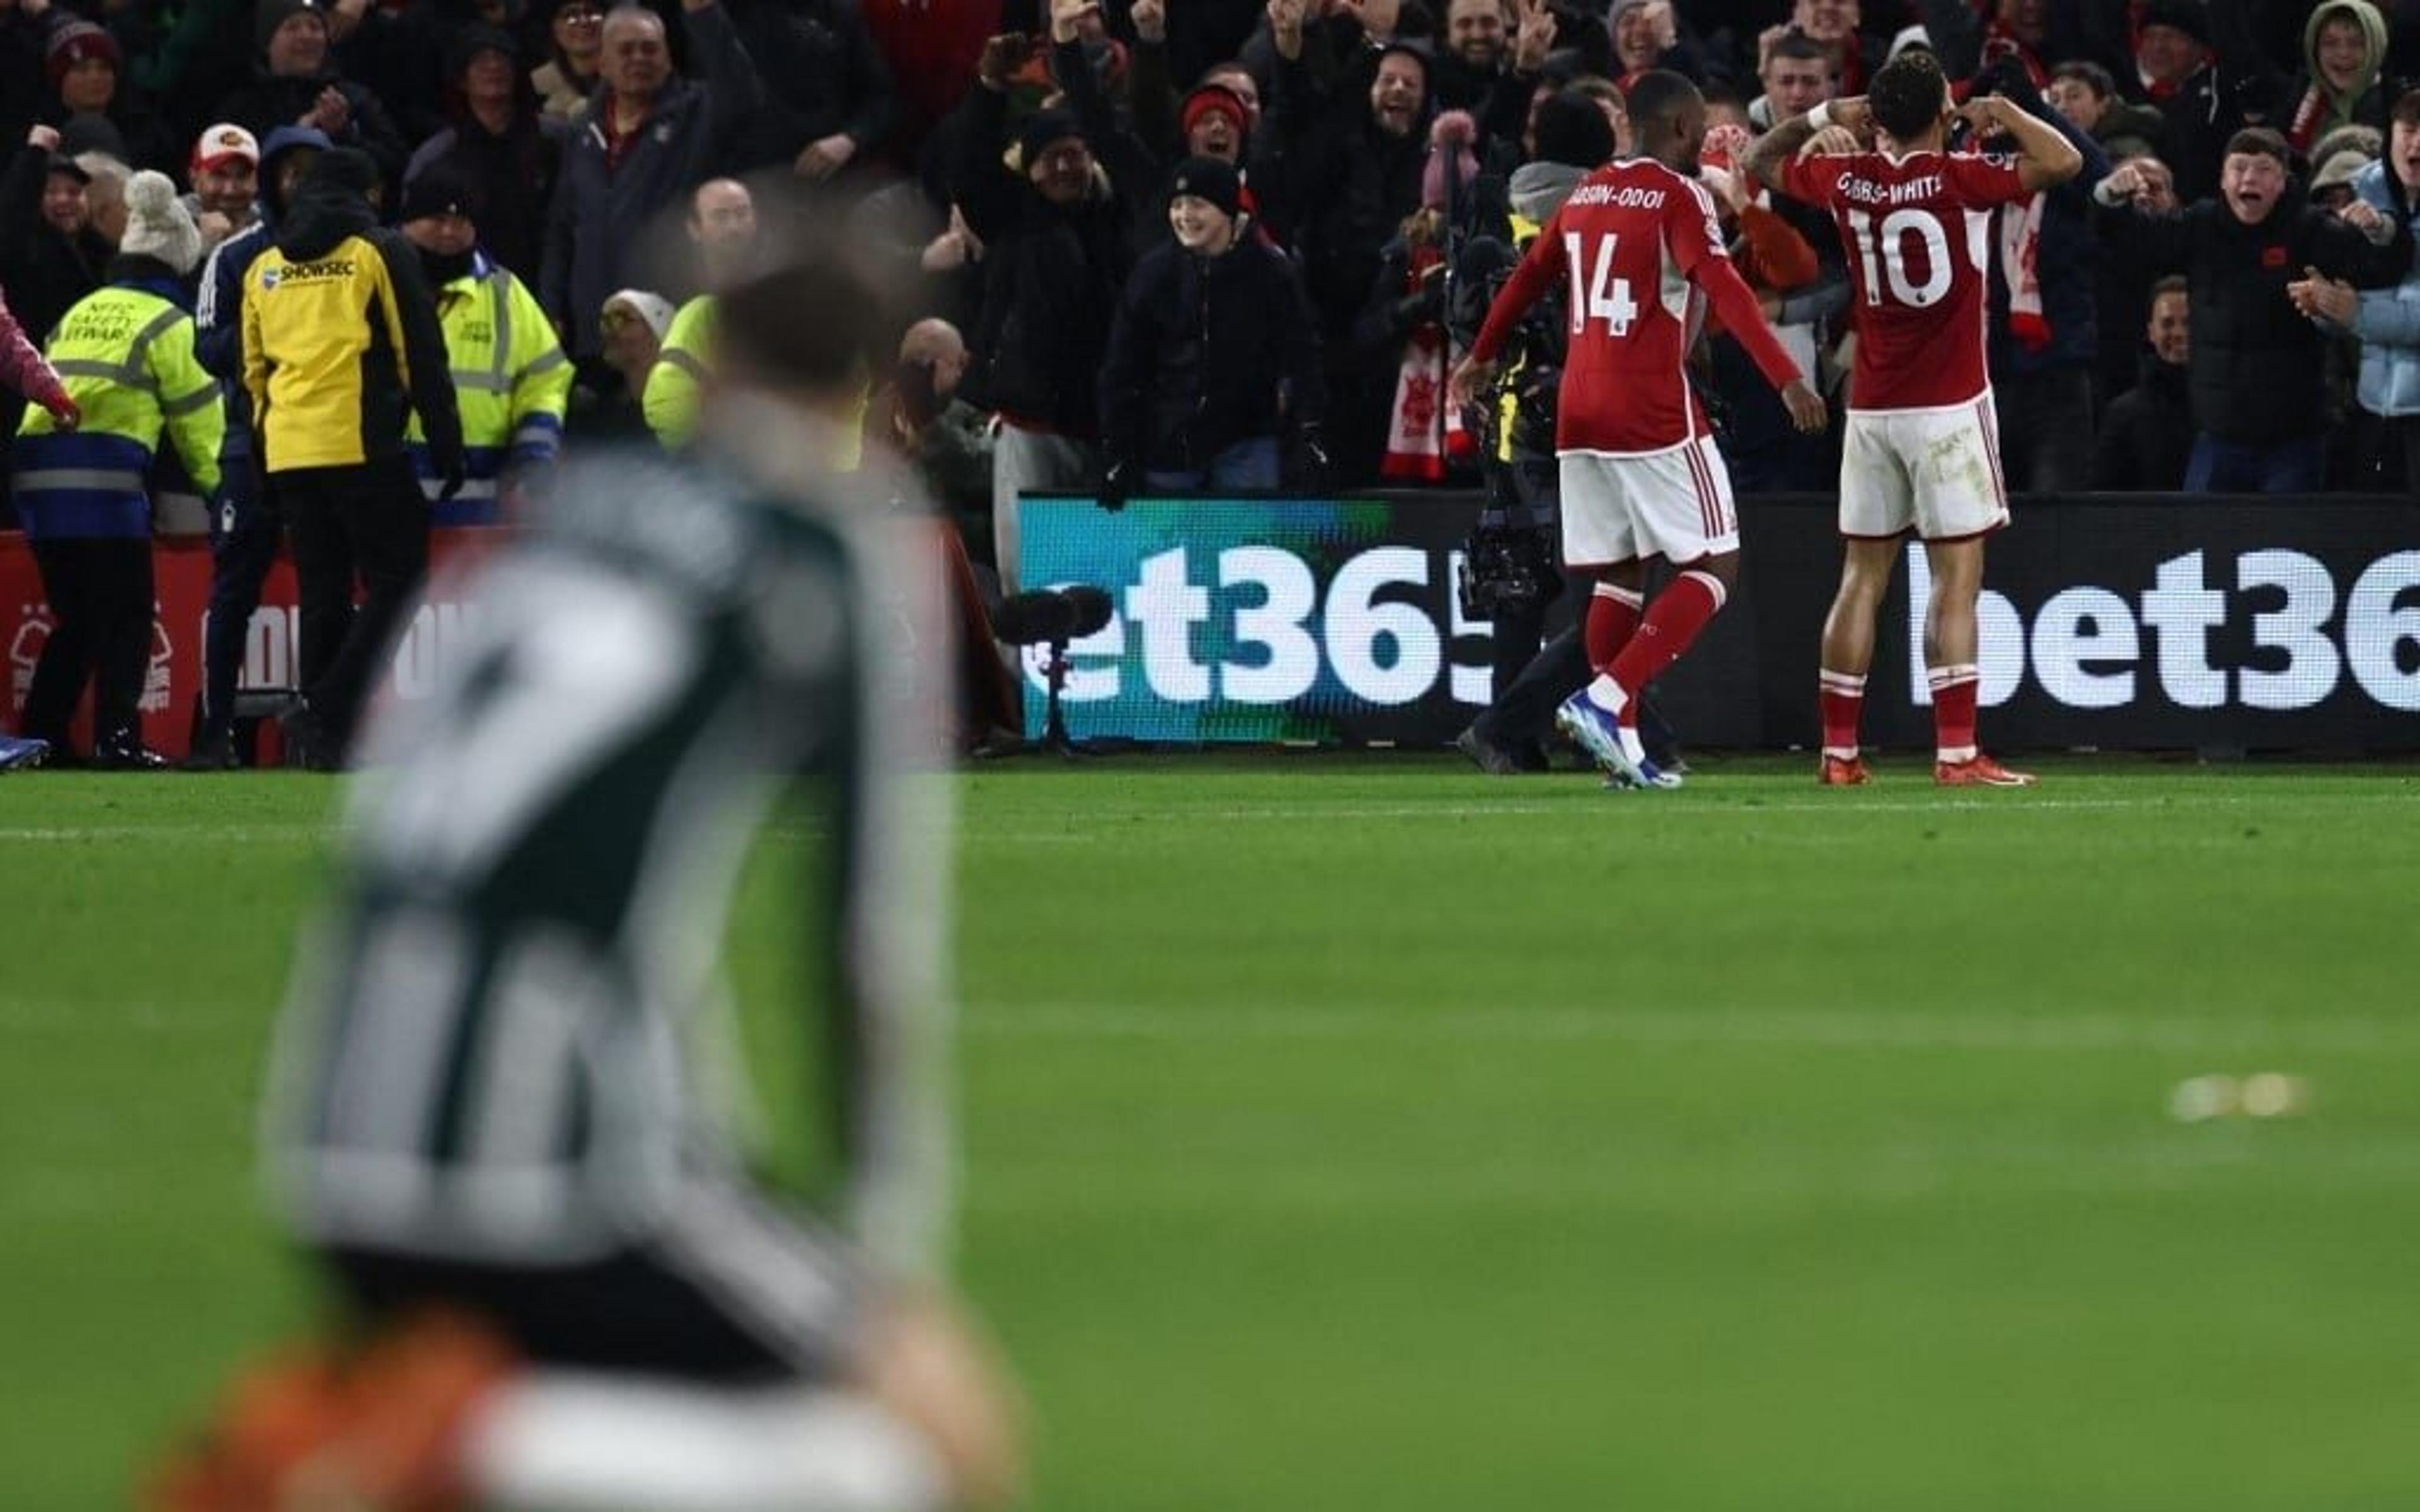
[947,77,1135,438]
[2341,158,2420,418]
[403,112,561,287]
[210,67,410,188]
[0,144,108,346]
[1099,234,1323,472]
[1989,80,2111,378]
[720,0,899,173]
[2097,188,2414,444]
[539,1,762,358]
[2091,354,2194,490]
[1257,50,1427,344]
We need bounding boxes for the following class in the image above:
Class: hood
[2306,1,2388,107]
[256,125,333,221]
[1509,161,1586,225]
[275,149,379,260]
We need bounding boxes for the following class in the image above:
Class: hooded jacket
[195,125,329,496]
[2343,157,2420,417]
[2279,1,2393,154]
[2097,180,2414,444]
[239,151,462,475]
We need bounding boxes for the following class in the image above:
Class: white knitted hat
[118,169,204,275]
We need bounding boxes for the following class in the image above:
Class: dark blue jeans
[1145,437,1282,493]
[2184,434,2324,494]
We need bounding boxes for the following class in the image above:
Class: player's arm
[1672,185,1826,433]
[1961,93,2080,193]
[1448,212,1566,410]
[1744,97,1869,197]
[1695,253,1826,433]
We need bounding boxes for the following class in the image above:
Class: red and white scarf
[1380,243,1475,482]
[2000,190,2049,352]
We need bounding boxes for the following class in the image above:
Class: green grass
[4,757,2419,1509]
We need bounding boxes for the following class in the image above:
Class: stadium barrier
[1018,492,2420,753]
[0,528,511,760]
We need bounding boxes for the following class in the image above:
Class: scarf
[1380,241,1474,483]
[2000,188,2049,352]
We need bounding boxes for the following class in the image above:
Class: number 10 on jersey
[1565,232,1639,338]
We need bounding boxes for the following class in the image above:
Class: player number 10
[1564,231,1639,338]
[1845,207,1954,310]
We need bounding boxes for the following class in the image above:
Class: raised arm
[1744,96,1869,197]
[1961,94,2080,193]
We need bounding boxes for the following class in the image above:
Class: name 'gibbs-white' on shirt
[1468,158,1804,455]
[1777,149,2031,412]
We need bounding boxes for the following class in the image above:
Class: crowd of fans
[5,0,2420,602]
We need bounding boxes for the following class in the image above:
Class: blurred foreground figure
[157,238,1022,1512]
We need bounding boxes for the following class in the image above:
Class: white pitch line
[963,792,2420,825]
[967,1001,2420,1057]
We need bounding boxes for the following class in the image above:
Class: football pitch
[4,755,2417,1510]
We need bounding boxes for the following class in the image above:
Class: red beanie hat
[1180,84,1248,143]
[47,19,122,88]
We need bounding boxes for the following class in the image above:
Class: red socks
[1818,669,1865,760]
[1585,583,1644,673]
[1604,571,1726,715]
[1928,663,1979,762]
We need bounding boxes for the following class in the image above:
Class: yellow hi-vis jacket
[11,278,224,539]
[643,295,868,469]
[405,253,571,525]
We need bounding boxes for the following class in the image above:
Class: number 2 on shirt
[1565,231,1639,338]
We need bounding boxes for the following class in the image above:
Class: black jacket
[722,0,899,172]
[403,112,560,287]
[212,67,411,189]
[2092,355,2194,490]
[541,3,762,356]
[1257,50,1427,345]
[2099,192,2414,444]
[0,144,108,346]
[1099,236,1323,472]
[948,81,1134,438]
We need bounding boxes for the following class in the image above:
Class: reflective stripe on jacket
[12,282,225,539]
[405,254,572,524]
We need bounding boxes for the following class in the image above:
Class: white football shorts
[1557,437,1739,566]
[1839,394,2011,541]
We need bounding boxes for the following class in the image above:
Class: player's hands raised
[1448,353,1497,412]
[1823,97,1873,135]
[1780,378,1827,435]
[1802,124,1860,157]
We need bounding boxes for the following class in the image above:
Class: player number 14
[1564,231,1639,338]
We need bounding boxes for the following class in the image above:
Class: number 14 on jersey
[1565,231,1639,339]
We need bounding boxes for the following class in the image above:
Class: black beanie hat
[1167,156,1242,219]
[398,166,480,223]
[256,0,325,54]
[1015,108,1088,167]
[1531,89,1616,171]
[447,23,519,80]
[2136,0,2211,45]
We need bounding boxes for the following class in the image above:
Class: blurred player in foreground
[1747,51,2081,788]
[156,231,1023,1512]
[1451,70,1826,791]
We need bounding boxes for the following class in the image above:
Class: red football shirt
[1778,149,2029,412]
[1472,158,1799,455]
